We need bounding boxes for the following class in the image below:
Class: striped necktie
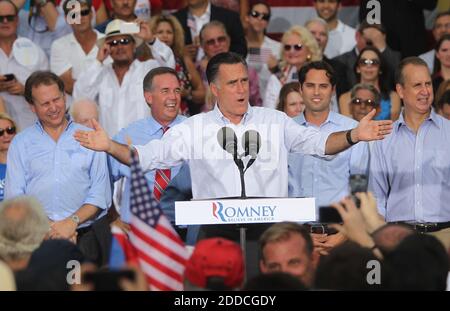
[153,126,171,201]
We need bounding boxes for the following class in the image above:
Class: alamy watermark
[365,0,381,25]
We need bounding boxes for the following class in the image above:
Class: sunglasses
[351,98,378,107]
[358,58,380,66]
[108,37,133,47]
[284,44,303,52]
[250,10,270,21]
[80,9,91,16]
[0,126,16,137]
[205,36,227,46]
[0,15,16,23]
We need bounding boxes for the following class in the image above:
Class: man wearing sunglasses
[73,18,175,136]
[0,0,48,130]
[50,0,104,100]
[289,61,369,256]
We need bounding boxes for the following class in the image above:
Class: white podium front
[176,197,316,282]
[175,197,316,225]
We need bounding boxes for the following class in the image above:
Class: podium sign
[175,198,315,225]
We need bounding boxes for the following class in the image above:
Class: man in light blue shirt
[369,57,450,249]
[110,67,186,225]
[289,61,369,255]
[5,71,111,255]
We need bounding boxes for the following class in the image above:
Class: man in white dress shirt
[73,18,175,136]
[313,0,355,59]
[0,0,48,129]
[51,0,105,98]
[74,52,393,200]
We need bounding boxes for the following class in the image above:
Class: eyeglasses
[108,38,133,47]
[250,10,270,21]
[358,58,380,66]
[0,126,16,137]
[205,36,227,46]
[0,15,16,23]
[351,98,378,107]
[284,44,303,51]
[80,9,91,16]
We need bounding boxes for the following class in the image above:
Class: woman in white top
[245,1,281,100]
[264,25,321,109]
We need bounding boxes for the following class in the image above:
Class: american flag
[128,149,189,291]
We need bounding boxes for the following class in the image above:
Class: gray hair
[305,17,329,35]
[199,20,229,45]
[350,83,381,106]
[69,98,98,117]
[0,196,49,261]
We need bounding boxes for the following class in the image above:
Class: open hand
[74,119,111,152]
[354,109,393,142]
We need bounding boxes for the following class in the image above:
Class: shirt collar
[396,109,441,131]
[146,114,184,135]
[35,114,73,134]
[212,102,252,125]
[297,111,340,127]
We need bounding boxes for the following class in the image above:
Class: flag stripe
[131,215,189,260]
[139,257,184,290]
[130,223,186,274]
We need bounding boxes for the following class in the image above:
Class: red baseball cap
[184,238,245,289]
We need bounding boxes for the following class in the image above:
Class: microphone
[217,127,245,197]
[242,130,261,159]
[217,127,238,158]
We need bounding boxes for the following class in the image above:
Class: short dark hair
[24,71,65,105]
[357,20,386,35]
[249,1,271,18]
[259,222,314,262]
[206,52,247,84]
[434,10,450,28]
[62,0,91,15]
[0,0,18,15]
[396,57,429,85]
[298,60,336,87]
[142,67,179,92]
[314,241,384,290]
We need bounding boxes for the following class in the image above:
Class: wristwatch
[70,214,80,226]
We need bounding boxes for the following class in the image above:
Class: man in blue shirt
[369,57,450,250]
[109,67,186,230]
[289,61,369,255]
[5,71,111,259]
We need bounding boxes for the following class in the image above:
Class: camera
[349,174,368,208]
[3,74,15,82]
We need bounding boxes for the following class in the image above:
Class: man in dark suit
[173,0,247,60]
[333,21,401,89]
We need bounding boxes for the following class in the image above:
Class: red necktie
[153,126,171,201]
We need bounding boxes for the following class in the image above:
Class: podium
[175,197,316,280]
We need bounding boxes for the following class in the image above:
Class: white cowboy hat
[96,19,143,48]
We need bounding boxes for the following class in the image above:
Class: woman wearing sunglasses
[244,1,281,102]
[339,46,401,121]
[0,113,17,201]
[149,14,206,116]
[264,25,321,110]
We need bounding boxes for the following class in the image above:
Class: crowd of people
[0,0,449,291]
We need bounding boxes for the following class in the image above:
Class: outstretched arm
[74,119,133,165]
[325,109,392,155]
